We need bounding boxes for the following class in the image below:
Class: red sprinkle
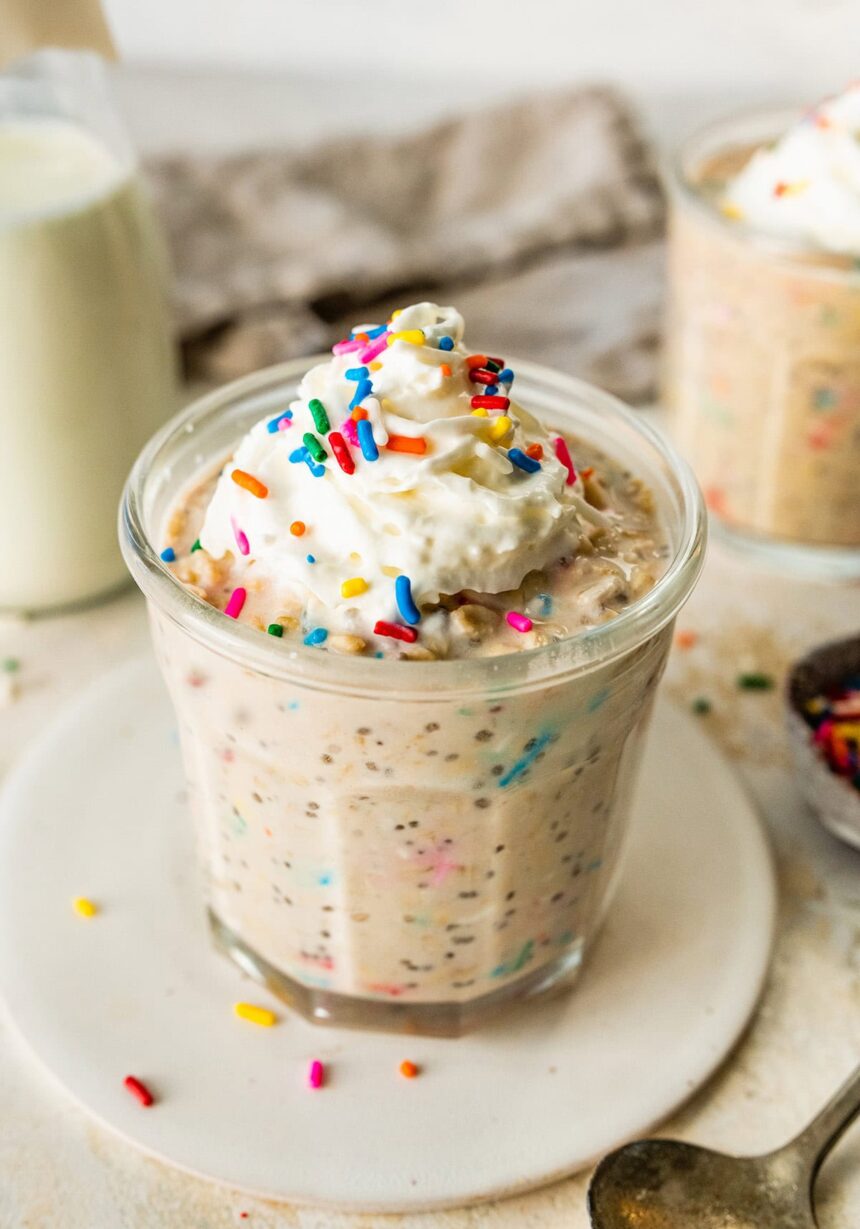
[553,436,576,485]
[124,1075,154,1107]
[374,620,418,644]
[469,368,497,385]
[471,395,510,410]
[329,431,355,475]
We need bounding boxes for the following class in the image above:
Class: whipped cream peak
[199,302,598,636]
[721,83,860,255]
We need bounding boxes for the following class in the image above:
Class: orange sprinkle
[525,443,544,461]
[356,332,369,343]
[675,629,698,650]
[232,469,268,499]
[465,353,488,369]
[399,1060,420,1079]
[387,435,427,455]
[440,363,452,378]
[352,407,369,422]
[290,521,306,537]
[580,466,594,480]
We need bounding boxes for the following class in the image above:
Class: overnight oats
[664,86,860,577]
[122,303,704,1035]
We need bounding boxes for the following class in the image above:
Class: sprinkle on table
[73,896,98,918]
[308,1059,325,1090]
[506,611,533,634]
[224,587,247,619]
[395,575,421,625]
[232,469,269,499]
[399,1059,420,1079]
[387,434,427,455]
[357,419,379,462]
[290,520,306,536]
[508,448,541,474]
[304,627,328,647]
[675,629,698,650]
[234,1001,278,1027]
[341,577,368,598]
[303,433,328,464]
[267,623,284,638]
[374,620,418,644]
[553,436,576,485]
[308,398,331,434]
[692,696,712,715]
[124,1075,154,1107]
[329,430,355,474]
[737,672,775,691]
[159,547,175,563]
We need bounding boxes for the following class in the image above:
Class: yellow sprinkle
[471,407,489,418]
[73,896,98,918]
[390,308,402,319]
[387,329,425,347]
[234,1001,278,1027]
[720,201,744,221]
[381,565,401,579]
[341,577,369,598]
[488,414,513,442]
[369,361,383,371]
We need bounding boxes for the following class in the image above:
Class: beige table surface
[1,464,859,1229]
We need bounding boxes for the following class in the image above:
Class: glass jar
[0,50,176,612]
[121,359,705,1036]
[664,107,860,580]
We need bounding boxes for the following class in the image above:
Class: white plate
[0,657,775,1212]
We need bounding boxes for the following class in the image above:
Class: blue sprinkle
[304,627,328,646]
[438,336,454,351]
[374,650,384,658]
[498,732,553,788]
[508,448,541,474]
[537,593,553,617]
[287,700,300,711]
[318,871,334,886]
[358,323,387,339]
[349,378,374,409]
[499,368,515,384]
[306,554,316,564]
[289,446,309,464]
[395,574,421,625]
[345,366,369,381]
[160,547,176,563]
[357,419,379,461]
[484,384,499,396]
[267,410,293,432]
[303,455,326,478]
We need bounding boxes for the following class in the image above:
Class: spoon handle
[779,1063,860,1179]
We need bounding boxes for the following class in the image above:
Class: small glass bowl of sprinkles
[787,634,860,850]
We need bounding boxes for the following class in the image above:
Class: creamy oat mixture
[162,302,667,659]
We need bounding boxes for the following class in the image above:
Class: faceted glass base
[209,909,586,1037]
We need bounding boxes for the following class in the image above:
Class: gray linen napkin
[146,86,664,402]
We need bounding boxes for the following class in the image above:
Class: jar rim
[120,356,706,701]
[666,103,860,276]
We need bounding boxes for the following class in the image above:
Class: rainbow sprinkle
[234,1002,278,1027]
[308,1059,325,1090]
[73,896,98,918]
[387,329,425,347]
[506,611,533,633]
[553,436,576,485]
[224,587,247,619]
[349,378,374,410]
[267,623,284,637]
[304,628,328,646]
[303,433,327,464]
[329,431,355,474]
[472,395,510,411]
[231,518,250,556]
[508,448,541,474]
[308,398,330,434]
[357,419,379,462]
[374,620,418,644]
[438,336,454,351]
[267,410,293,433]
[160,547,175,563]
[341,577,368,598]
[387,434,427,455]
[232,469,269,499]
[124,1075,154,1107]
[190,538,202,553]
[395,575,421,625]
[345,366,369,381]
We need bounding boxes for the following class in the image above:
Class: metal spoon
[588,1064,860,1228]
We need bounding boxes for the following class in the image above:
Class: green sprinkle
[308,398,330,435]
[485,360,501,373]
[303,432,327,464]
[737,672,774,691]
[267,623,284,638]
[692,696,712,715]
[2,658,20,674]
[190,538,202,553]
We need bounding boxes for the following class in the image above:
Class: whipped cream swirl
[199,303,598,634]
[722,83,860,255]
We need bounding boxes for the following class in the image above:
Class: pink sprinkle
[225,587,247,619]
[231,517,250,556]
[506,611,533,634]
[332,337,364,356]
[554,436,576,486]
[341,417,359,447]
[277,416,292,432]
[308,1059,324,1090]
[358,333,389,363]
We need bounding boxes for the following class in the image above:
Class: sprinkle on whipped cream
[721,82,860,255]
